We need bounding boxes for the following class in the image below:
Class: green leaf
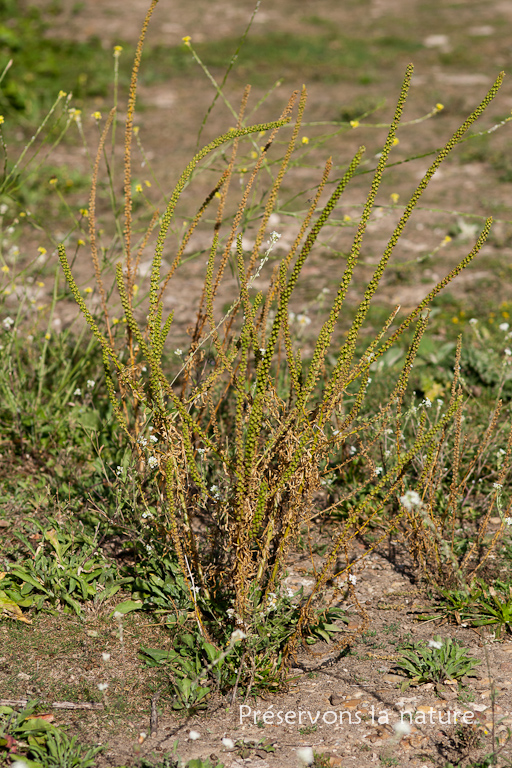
[110,600,143,615]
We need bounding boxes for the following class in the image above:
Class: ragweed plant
[390,339,512,590]
[57,1,506,690]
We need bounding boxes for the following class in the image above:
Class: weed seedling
[396,635,480,690]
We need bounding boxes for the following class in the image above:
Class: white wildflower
[469,318,478,325]
[86,379,95,389]
[297,313,311,327]
[504,517,512,526]
[499,322,510,332]
[231,629,246,643]
[297,747,314,765]
[138,436,148,447]
[189,730,201,741]
[505,348,512,357]
[222,738,235,749]
[97,682,109,691]
[116,465,123,476]
[266,592,278,611]
[348,574,357,585]
[147,456,158,469]
[149,434,158,443]
[494,482,503,490]
[73,388,81,396]
[400,490,422,511]
[174,348,183,356]
[429,639,443,649]
[102,652,111,661]
[375,466,383,475]
[393,720,411,736]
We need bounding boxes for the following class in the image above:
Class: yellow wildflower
[49,178,58,186]
[112,318,120,325]
[1,265,9,274]
[0,116,4,125]
[79,208,89,217]
[45,333,51,340]
[502,311,510,319]
[92,111,102,120]
[392,137,399,146]
[436,103,444,111]
[135,183,143,193]
[390,193,399,204]
[113,45,123,57]
[132,284,139,297]
[343,214,351,222]
[350,120,359,129]
[58,90,67,99]
[250,151,258,160]
[182,36,191,45]
[144,179,151,188]
[37,246,47,255]
[84,287,93,294]
[37,282,44,287]
[451,317,459,324]
[301,136,310,144]
[443,235,452,243]
[77,239,85,246]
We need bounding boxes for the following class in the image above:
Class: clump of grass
[54,0,509,699]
